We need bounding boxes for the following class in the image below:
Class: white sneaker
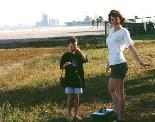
[67,115,74,122]
[73,115,82,120]
[112,120,118,122]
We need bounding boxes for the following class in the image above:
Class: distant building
[41,13,48,26]
[65,16,92,26]
[35,14,60,27]
[35,13,49,27]
[84,16,92,22]
[49,19,59,26]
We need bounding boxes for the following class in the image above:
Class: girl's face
[111,16,121,27]
[68,43,77,52]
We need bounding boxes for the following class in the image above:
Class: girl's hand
[140,62,151,69]
[62,62,71,69]
[65,62,71,66]
[75,47,87,62]
[75,47,81,53]
[105,63,110,73]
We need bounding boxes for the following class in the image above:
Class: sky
[0,0,155,26]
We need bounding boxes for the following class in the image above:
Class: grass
[0,41,155,122]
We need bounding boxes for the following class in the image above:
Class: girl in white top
[106,10,150,122]
[106,25,134,66]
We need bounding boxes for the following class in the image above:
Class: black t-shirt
[60,51,87,88]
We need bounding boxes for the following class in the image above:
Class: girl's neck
[113,25,121,31]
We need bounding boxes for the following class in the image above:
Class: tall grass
[0,41,154,121]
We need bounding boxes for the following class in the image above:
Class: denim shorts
[65,87,83,94]
[110,62,128,79]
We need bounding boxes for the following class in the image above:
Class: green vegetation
[92,16,103,28]
[0,41,155,122]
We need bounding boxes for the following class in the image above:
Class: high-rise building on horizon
[35,13,60,27]
[41,13,48,26]
[49,19,59,26]
[35,13,48,27]
[84,16,92,22]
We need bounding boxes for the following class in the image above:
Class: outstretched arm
[128,45,150,68]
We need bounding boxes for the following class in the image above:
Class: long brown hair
[108,10,125,24]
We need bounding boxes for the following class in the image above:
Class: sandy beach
[0,26,104,41]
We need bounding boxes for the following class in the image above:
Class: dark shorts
[110,62,128,79]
